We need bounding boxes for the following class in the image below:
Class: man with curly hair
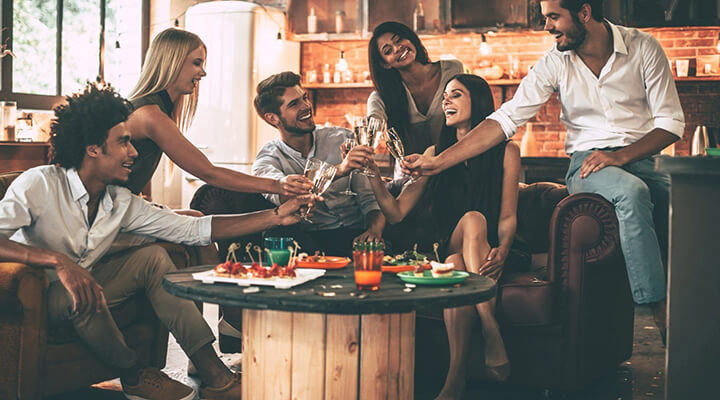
[0,83,313,400]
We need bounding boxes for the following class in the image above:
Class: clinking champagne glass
[385,127,419,183]
[355,117,385,176]
[301,158,337,223]
[340,136,358,196]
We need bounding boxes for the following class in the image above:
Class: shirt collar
[66,167,113,212]
[278,130,318,160]
[67,168,89,202]
[562,19,627,58]
[607,20,628,56]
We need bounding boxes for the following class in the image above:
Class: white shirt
[488,21,685,154]
[0,166,212,275]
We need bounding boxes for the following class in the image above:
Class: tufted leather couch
[0,170,195,399]
[190,181,634,392]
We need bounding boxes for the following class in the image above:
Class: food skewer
[245,243,255,264]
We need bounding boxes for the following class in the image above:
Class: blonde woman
[125,28,310,197]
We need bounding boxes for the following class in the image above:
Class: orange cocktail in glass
[353,241,384,291]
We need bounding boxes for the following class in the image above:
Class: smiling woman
[366,21,463,186]
[122,28,310,198]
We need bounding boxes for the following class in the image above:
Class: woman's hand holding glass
[277,174,314,196]
[385,127,419,183]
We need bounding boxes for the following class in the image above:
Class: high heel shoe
[485,362,511,382]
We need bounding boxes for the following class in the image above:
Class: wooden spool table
[164,266,495,399]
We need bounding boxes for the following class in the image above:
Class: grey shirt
[251,127,380,231]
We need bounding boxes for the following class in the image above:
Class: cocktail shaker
[691,125,709,156]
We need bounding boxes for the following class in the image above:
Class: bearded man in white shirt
[0,83,314,400]
[404,0,683,344]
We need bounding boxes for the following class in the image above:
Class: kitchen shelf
[304,78,523,89]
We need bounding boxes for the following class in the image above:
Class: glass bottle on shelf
[413,1,425,32]
[307,7,317,34]
[322,63,331,84]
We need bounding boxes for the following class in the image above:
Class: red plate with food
[295,253,350,269]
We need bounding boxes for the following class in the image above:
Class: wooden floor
[47,304,665,400]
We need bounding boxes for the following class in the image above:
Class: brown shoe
[122,367,196,400]
[200,372,241,400]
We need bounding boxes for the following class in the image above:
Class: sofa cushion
[497,271,554,327]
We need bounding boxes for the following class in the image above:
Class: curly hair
[253,71,302,121]
[50,82,132,169]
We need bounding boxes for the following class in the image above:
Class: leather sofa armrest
[546,193,632,326]
[0,262,48,399]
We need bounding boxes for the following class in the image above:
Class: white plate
[192,267,326,289]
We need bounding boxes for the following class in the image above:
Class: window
[1,0,148,109]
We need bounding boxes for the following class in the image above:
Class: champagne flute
[385,127,419,183]
[355,117,384,176]
[340,136,358,196]
[301,158,337,223]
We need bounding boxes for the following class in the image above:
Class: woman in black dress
[366,74,521,399]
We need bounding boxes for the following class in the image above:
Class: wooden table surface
[163,265,497,314]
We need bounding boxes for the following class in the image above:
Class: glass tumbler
[264,236,293,266]
[353,241,384,291]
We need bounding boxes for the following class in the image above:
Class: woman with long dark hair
[367,21,463,183]
[366,74,521,399]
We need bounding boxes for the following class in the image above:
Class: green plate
[706,148,720,156]
[397,270,469,285]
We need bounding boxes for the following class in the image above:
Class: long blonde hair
[128,28,205,134]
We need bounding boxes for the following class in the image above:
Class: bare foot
[482,323,510,381]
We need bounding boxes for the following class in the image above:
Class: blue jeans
[566,151,669,304]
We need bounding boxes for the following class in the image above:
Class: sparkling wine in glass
[340,137,358,196]
[385,127,419,183]
[301,158,337,222]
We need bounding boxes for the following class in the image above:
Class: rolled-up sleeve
[488,53,559,139]
[121,196,213,246]
[641,35,685,137]
[352,174,381,216]
[251,145,285,206]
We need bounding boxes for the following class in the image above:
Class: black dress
[125,90,175,195]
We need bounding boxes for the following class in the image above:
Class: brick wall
[301,27,720,157]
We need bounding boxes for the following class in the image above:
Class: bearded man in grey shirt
[252,72,385,256]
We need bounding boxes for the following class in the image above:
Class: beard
[554,16,587,51]
[279,114,315,136]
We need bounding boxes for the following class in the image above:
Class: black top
[126,90,175,195]
[163,266,496,315]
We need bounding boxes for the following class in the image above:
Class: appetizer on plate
[430,261,455,278]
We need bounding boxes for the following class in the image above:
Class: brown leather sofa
[414,182,634,392]
[190,181,634,392]
[0,170,195,399]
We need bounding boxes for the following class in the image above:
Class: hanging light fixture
[336,50,348,72]
[480,33,491,56]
